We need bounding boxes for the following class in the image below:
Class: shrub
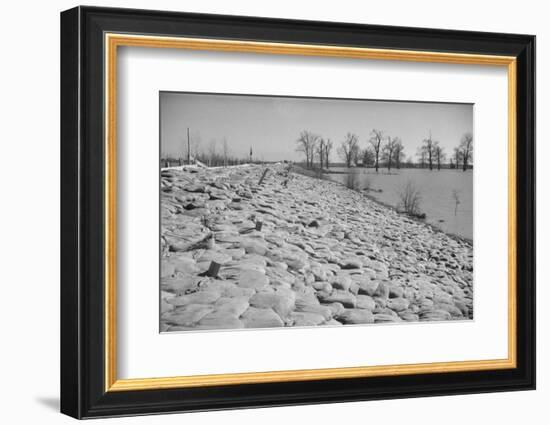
[452,189,461,216]
[399,180,423,217]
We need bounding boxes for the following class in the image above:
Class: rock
[237,270,269,290]
[374,313,402,323]
[183,183,206,193]
[294,301,333,321]
[373,282,390,299]
[388,285,405,298]
[213,297,250,316]
[196,250,233,265]
[318,290,357,308]
[366,259,388,276]
[197,313,244,329]
[339,257,363,269]
[286,257,308,271]
[433,292,454,305]
[224,248,247,260]
[240,238,268,256]
[167,290,221,306]
[161,299,175,314]
[375,306,399,317]
[387,297,410,312]
[304,273,315,285]
[336,308,374,324]
[311,266,328,282]
[326,302,346,317]
[330,274,352,291]
[219,283,256,298]
[208,188,231,200]
[289,312,326,326]
[265,265,296,284]
[161,262,175,278]
[241,307,284,328]
[237,254,268,268]
[418,298,435,309]
[349,282,360,295]
[399,311,419,321]
[169,257,201,275]
[356,295,376,311]
[453,300,470,317]
[312,281,333,292]
[210,223,237,232]
[435,303,464,318]
[214,232,242,244]
[161,276,201,295]
[356,280,379,297]
[162,304,214,326]
[249,288,296,318]
[420,309,452,321]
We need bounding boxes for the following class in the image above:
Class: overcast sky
[160,92,473,163]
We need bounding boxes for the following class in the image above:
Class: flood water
[326,168,473,240]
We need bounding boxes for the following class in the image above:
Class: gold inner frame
[104,33,517,392]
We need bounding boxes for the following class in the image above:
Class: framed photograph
[60,6,535,419]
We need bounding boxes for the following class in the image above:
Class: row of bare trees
[335,129,406,172]
[296,129,473,172]
[416,131,445,171]
[295,131,334,169]
[416,132,473,171]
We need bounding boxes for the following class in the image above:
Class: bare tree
[453,147,462,170]
[190,131,202,163]
[222,137,229,168]
[338,132,360,168]
[296,130,319,169]
[324,139,333,169]
[382,136,398,171]
[458,132,474,171]
[207,139,217,167]
[361,146,375,168]
[392,138,405,169]
[421,131,436,171]
[369,129,384,173]
[416,146,427,169]
[433,142,445,171]
[316,138,325,169]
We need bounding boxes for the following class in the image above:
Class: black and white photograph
[159,92,474,332]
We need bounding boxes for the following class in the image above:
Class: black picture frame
[60,5,535,419]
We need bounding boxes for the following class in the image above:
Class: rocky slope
[160,164,473,332]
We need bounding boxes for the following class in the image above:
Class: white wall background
[0,0,545,423]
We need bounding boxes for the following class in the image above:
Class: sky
[160,92,473,163]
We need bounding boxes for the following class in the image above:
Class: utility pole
[187,127,190,164]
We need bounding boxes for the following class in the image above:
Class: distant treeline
[296,129,473,172]
[161,133,263,168]
[160,156,263,168]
